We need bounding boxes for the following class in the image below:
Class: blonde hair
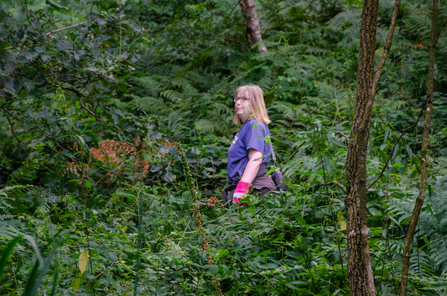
[233,85,271,125]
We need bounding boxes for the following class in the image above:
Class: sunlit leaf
[79,250,89,275]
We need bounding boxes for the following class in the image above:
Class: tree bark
[344,0,379,295]
[239,0,267,52]
[371,0,401,98]
[399,0,438,295]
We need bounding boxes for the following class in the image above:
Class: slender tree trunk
[345,0,379,295]
[239,0,267,52]
[372,0,401,98]
[399,0,438,295]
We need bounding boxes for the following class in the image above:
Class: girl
[222,85,276,205]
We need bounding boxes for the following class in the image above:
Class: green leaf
[204,264,219,275]
[73,276,83,295]
[24,232,63,296]
[54,40,71,51]
[406,146,413,161]
[400,216,412,225]
[378,150,388,163]
[290,281,306,285]
[266,167,277,175]
[22,260,40,296]
[0,236,22,277]
[327,137,347,149]
[68,179,82,183]
[46,0,70,10]
[60,211,82,219]
[49,258,59,296]
[296,216,307,225]
[323,155,331,172]
[392,144,399,159]
[256,262,278,269]
[423,235,431,250]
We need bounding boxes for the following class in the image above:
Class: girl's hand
[233,181,251,205]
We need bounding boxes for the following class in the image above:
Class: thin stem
[367,100,427,191]
[400,0,438,294]
[133,191,143,296]
[371,0,401,98]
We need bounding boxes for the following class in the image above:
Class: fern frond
[327,9,362,29]
[161,89,182,101]
[134,76,163,97]
[128,95,167,113]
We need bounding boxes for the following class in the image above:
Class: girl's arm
[233,149,263,204]
[240,148,263,184]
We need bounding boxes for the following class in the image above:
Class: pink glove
[233,181,251,205]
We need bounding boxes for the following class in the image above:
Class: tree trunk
[239,0,267,52]
[399,0,438,295]
[372,0,401,98]
[344,0,379,295]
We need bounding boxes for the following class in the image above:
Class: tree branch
[435,19,447,46]
[0,108,29,145]
[321,181,347,193]
[59,88,138,147]
[5,22,90,50]
[371,0,401,98]
[46,22,90,35]
[366,99,428,191]
[61,87,97,118]
[32,123,64,149]
[336,131,349,142]
[224,38,249,51]
[91,260,117,281]
[400,0,438,294]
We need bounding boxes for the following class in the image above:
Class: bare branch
[321,181,347,193]
[371,0,401,98]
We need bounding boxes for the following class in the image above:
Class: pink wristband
[235,181,251,194]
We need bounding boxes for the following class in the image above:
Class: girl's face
[235,91,252,120]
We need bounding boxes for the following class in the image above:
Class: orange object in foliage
[66,138,176,184]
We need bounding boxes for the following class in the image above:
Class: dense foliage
[1,0,447,295]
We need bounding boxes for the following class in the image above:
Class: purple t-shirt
[227,120,271,184]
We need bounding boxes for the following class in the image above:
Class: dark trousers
[221,186,274,206]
